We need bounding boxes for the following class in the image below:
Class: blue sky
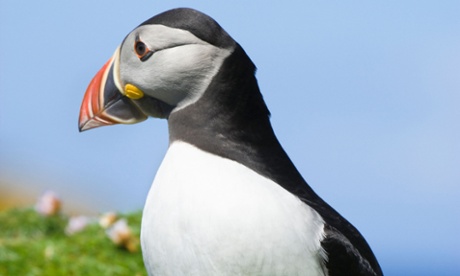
[1,1,459,274]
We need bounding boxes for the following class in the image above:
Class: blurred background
[1,1,459,274]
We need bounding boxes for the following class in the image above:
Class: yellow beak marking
[124,84,144,99]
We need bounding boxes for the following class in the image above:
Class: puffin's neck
[168,45,315,197]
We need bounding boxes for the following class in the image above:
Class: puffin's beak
[78,48,147,132]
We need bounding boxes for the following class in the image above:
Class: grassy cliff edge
[0,207,146,275]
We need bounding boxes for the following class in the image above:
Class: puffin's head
[79,8,236,131]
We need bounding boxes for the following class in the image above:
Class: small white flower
[65,216,91,235]
[106,218,138,252]
[106,219,131,245]
[35,191,61,216]
[99,212,118,228]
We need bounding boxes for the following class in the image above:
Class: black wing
[322,224,382,276]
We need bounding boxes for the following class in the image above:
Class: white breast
[141,141,327,276]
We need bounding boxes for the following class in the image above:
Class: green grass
[0,208,146,276]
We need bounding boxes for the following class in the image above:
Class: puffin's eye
[135,41,146,55]
[134,40,153,61]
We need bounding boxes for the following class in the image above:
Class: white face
[118,24,233,110]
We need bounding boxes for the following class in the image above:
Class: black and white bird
[79,8,382,276]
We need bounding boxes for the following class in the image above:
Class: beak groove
[78,59,114,132]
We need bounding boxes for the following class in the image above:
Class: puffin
[79,8,383,276]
